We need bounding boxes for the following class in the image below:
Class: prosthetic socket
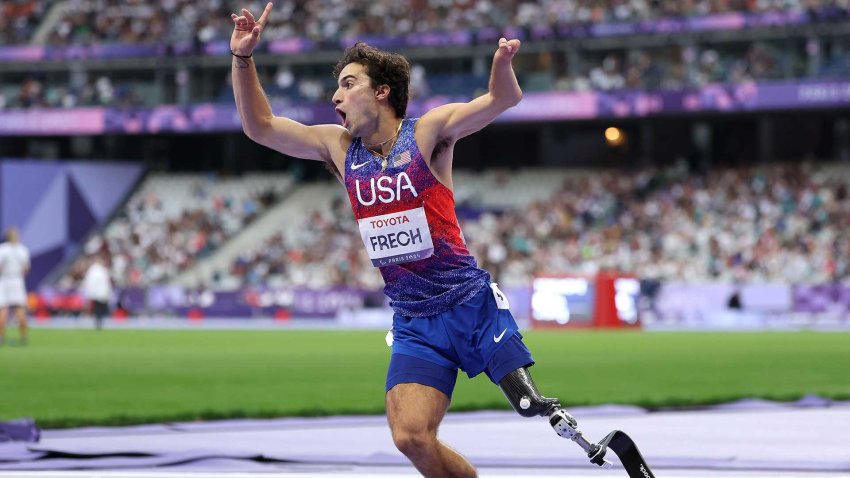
[499,367,612,468]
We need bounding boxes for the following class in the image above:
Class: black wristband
[230,50,253,59]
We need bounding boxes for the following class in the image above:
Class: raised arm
[418,38,522,148]
[230,3,346,163]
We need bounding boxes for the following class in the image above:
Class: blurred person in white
[228,3,631,476]
[0,227,30,346]
[82,255,112,330]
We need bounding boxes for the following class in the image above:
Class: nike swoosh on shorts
[494,328,507,342]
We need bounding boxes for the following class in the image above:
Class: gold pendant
[381,157,388,172]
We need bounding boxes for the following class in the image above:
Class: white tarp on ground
[1,399,849,477]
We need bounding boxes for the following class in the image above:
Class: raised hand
[494,37,521,64]
[230,2,273,57]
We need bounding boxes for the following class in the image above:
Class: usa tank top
[343,118,489,317]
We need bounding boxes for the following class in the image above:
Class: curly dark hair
[333,43,410,119]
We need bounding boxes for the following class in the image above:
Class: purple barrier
[34,282,850,324]
[501,91,599,121]
[645,282,850,329]
[0,109,105,135]
[173,290,253,318]
[0,43,167,61]
[267,38,316,54]
[7,78,850,135]
[651,283,792,318]
[118,287,147,312]
[0,10,825,62]
[292,287,367,317]
[0,45,44,61]
[201,41,231,56]
[0,95,464,136]
[36,284,521,321]
[126,286,369,318]
[793,284,850,313]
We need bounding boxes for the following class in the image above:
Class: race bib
[358,206,434,267]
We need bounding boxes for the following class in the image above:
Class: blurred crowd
[229,0,849,42]
[45,0,228,46]
[3,0,850,109]
[0,42,797,109]
[519,41,793,94]
[0,40,829,109]
[225,196,382,289]
[465,161,850,286]
[1,74,144,109]
[206,161,850,290]
[58,178,279,289]
[49,161,850,293]
[7,0,847,47]
[0,0,42,45]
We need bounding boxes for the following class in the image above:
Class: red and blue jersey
[343,118,489,317]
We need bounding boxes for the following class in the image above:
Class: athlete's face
[333,63,380,137]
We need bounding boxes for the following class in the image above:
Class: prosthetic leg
[499,367,656,477]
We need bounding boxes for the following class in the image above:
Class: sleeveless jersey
[343,118,489,317]
[0,242,29,279]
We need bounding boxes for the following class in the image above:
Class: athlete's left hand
[494,37,521,64]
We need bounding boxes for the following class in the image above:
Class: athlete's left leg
[14,306,27,344]
[484,333,611,467]
[386,382,476,478]
[0,306,7,345]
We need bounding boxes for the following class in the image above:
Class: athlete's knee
[498,366,561,418]
[388,412,438,457]
[391,427,438,458]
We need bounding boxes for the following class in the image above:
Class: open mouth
[335,108,347,127]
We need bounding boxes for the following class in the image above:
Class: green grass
[1,329,848,428]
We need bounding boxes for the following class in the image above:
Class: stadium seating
[27,1,849,47]
[1,0,849,109]
[57,172,294,289]
[135,162,850,290]
[2,0,848,299]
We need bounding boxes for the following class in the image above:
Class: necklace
[364,120,403,170]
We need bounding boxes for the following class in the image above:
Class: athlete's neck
[363,118,403,158]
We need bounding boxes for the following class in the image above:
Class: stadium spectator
[217,161,850,290]
[81,255,112,330]
[10,0,846,50]
[4,1,850,109]
[0,227,30,346]
[0,0,42,45]
[0,75,144,110]
[589,55,625,91]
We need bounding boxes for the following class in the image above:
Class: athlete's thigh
[6,279,26,307]
[0,279,8,310]
[386,383,450,434]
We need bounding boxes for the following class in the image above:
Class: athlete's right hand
[230,2,273,57]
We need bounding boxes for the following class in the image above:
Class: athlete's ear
[375,84,390,100]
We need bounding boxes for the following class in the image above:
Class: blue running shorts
[386,283,535,398]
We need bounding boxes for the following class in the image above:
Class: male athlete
[0,227,30,346]
[231,4,605,476]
